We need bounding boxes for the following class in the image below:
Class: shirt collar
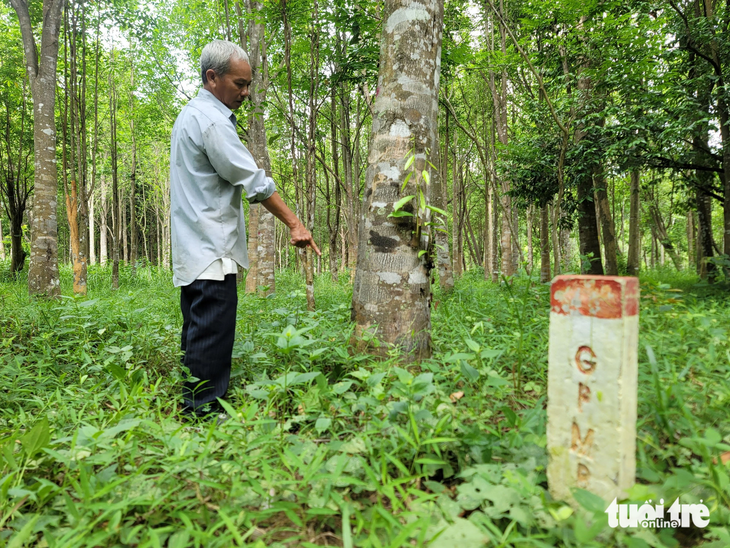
[197,88,237,128]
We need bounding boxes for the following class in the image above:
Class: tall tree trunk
[0,214,4,261]
[696,187,716,279]
[626,170,641,276]
[594,166,618,275]
[100,177,108,265]
[303,0,320,311]
[577,173,603,274]
[10,213,25,274]
[452,146,462,278]
[243,0,276,295]
[526,204,533,272]
[340,69,356,272]
[687,209,695,270]
[649,202,682,270]
[109,60,120,289]
[432,132,453,292]
[539,204,550,282]
[487,1,513,277]
[490,185,499,281]
[11,0,64,297]
[351,0,443,360]
[329,83,341,282]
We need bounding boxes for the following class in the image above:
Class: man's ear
[206,69,217,85]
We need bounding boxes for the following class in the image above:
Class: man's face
[205,57,252,110]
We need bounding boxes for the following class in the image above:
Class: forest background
[1,0,730,546]
[4,0,730,285]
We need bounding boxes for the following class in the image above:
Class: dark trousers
[180,274,237,412]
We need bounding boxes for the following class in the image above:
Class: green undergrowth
[0,263,728,547]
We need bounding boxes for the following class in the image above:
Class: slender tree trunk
[0,214,4,261]
[526,204,533,272]
[243,0,276,295]
[351,0,443,360]
[696,187,716,279]
[100,177,108,265]
[594,167,618,275]
[329,83,341,282]
[626,170,641,275]
[540,204,550,282]
[303,0,320,311]
[11,0,64,297]
[10,214,25,273]
[487,2,514,277]
[490,185,499,281]
[109,61,120,289]
[687,209,695,270]
[432,135,453,291]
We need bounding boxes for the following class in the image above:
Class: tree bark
[649,202,682,271]
[303,0,320,311]
[626,170,641,276]
[11,0,64,297]
[594,167,618,275]
[539,204,550,282]
[351,0,443,360]
[109,60,120,289]
[243,0,276,296]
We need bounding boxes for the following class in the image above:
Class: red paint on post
[550,275,639,319]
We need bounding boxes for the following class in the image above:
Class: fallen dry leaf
[449,391,464,403]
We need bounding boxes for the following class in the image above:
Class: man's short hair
[200,40,250,84]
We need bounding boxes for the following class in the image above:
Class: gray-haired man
[170,40,320,419]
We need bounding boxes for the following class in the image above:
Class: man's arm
[260,192,321,256]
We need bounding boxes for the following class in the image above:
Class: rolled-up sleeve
[202,121,277,204]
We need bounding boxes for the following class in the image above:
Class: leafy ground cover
[0,264,728,547]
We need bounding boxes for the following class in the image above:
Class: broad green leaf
[460,362,479,382]
[388,210,413,218]
[315,418,332,434]
[426,204,447,216]
[572,488,607,514]
[422,170,430,184]
[404,154,415,170]
[392,195,414,212]
[22,416,50,458]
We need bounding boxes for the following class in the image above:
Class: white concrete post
[547,275,639,504]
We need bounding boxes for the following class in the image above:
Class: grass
[0,262,729,547]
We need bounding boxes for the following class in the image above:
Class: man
[170,40,320,419]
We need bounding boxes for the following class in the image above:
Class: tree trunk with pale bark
[351,0,443,360]
[11,0,64,297]
[243,0,276,296]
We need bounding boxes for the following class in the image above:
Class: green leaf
[429,518,489,548]
[22,416,50,458]
[426,204,447,216]
[392,195,414,212]
[315,418,332,434]
[404,155,415,170]
[460,362,480,382]
[388,210,414,218]
[401,171,413,191]
[415,458,446,465]
[422,170,430,185]
[419,189,426,210]
[418,250,427,257]
[464,339,481,353]
[572,488,607,514]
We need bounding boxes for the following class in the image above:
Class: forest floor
[0,264,728,548]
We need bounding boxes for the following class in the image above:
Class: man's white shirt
[169,88,275,286]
